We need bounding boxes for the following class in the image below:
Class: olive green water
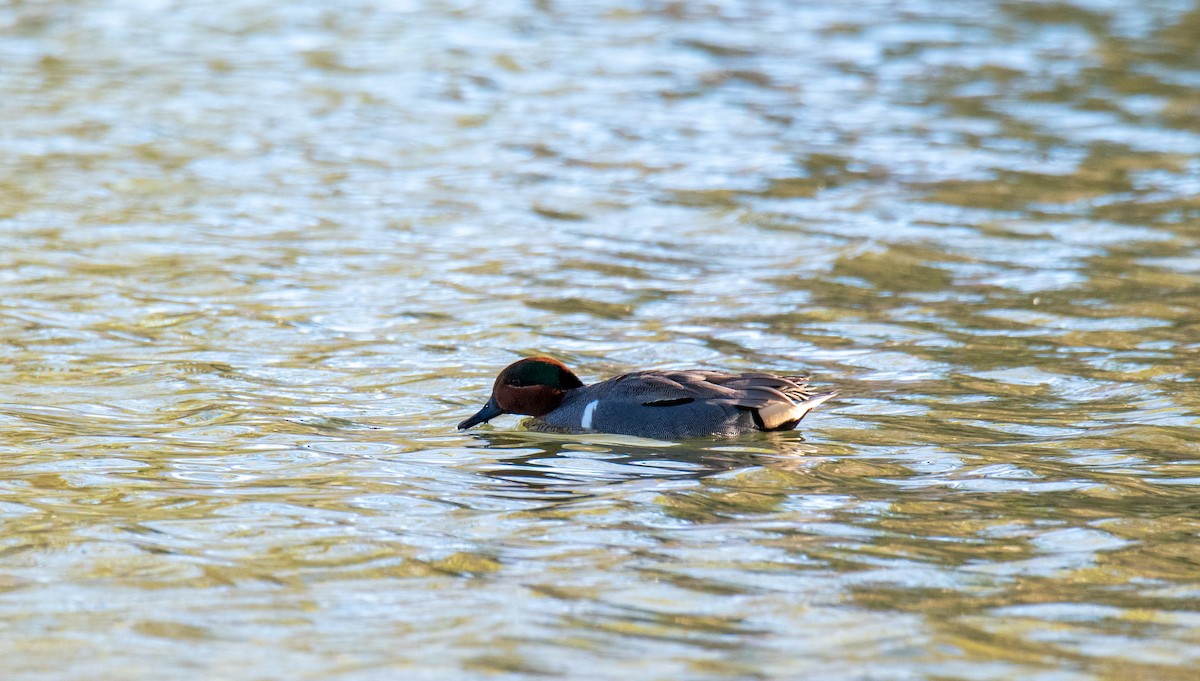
[2,1,1199,679]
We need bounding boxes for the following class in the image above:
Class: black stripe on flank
[642,397,695,407]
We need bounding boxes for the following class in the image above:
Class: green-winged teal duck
[458,356,835,439]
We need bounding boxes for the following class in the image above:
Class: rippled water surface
[2,0,1199,678]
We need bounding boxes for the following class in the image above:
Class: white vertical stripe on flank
[581,399,599,429]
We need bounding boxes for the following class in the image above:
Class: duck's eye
[508,379,527,387]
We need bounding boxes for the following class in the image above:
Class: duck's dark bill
[458,397,504,430]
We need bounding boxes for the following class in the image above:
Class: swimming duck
[457,357,835,439]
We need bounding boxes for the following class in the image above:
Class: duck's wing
[605,370,834,431]
[607,370,812,403]
[714,373,836,429]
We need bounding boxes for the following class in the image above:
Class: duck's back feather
[534,370,832,439]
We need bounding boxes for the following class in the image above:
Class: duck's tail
[755,391,837,431]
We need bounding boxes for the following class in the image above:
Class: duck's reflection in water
[462,430,828,502]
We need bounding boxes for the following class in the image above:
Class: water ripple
[1,0,1199,678]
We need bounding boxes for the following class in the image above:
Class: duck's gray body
[527,369,835,439]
